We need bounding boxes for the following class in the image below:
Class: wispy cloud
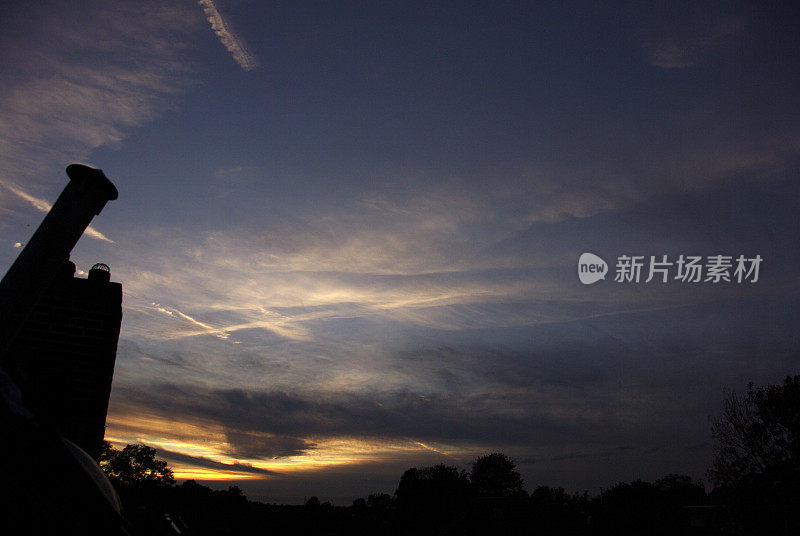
[2,183,114,243]
[0,1,199,232]
[198,0,259,71]
[642,15,746,70]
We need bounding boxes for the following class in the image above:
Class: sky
[1,0,799,504]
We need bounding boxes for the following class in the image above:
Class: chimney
[0,164,117,363]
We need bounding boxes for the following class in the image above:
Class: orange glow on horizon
[168,463,266,481]
[106,408,482,481]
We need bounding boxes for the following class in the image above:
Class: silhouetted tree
[349,493,396,534]
[366,492,394,511]
[529,486,590,535]
[470,452,525,497]
[654,474,705,506]
[100,441,174,487]
[709,376,800,534]
[590,475,706,535]
[462,454,528,535]
[710,375,800,486]
[395,463,470,534]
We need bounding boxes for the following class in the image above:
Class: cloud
[641,14,746,69]
[107,279,800,492]
[112,372,647,449]
[158,448,282,476]
[98,173,799,408]
[111,282,800,441]
[224,430,315,459]
[198,0,259,71]
[0,0,199,223]
[3,185,52,212]
[2,183,114,243]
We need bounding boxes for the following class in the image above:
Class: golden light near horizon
[168,464,266,481]
[106,410,480,481]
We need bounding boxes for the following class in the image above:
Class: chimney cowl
[88,263,110,283]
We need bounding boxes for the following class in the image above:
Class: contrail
[151,302,232,341]
[3,183,114,243]
[198,0,259,71]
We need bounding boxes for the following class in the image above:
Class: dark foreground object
[0,165,127,534]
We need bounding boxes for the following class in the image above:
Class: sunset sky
[1,1,798,504]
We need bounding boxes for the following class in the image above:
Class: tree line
[101,375,800,535]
